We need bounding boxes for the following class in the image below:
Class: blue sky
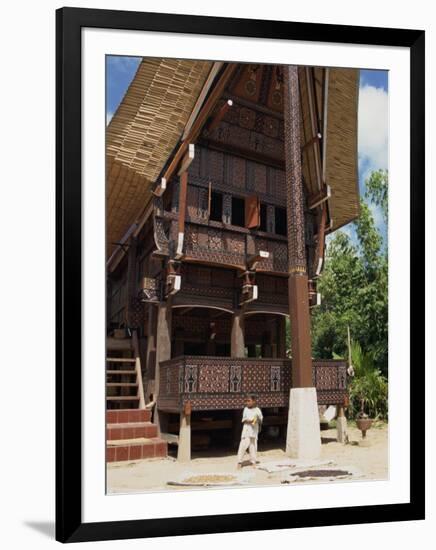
[106,58,388,243]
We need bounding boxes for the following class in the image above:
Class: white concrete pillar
[177,411,191,462]
[286,387,321,459]
[336,406,348,444]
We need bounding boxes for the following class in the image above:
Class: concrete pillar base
[177,412,191,462]
[286,387,321,459]
[336,409,348,444]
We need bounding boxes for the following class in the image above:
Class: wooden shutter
[245,195,260,229]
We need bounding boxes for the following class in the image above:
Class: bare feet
[237,463,242,470]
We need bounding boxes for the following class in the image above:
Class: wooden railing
[131,330,146,409]
[153,207,289,274]
[157,356,348,413]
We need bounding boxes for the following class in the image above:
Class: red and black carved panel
[183,222,246,268]
[198,363,230,393]
[157,356,348,412]
[241,364,271,393]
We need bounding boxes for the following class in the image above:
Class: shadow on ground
[24,521,54,539]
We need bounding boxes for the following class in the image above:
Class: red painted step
[106,408,167,462]
[107,422,158,440]
[106,438,167,463]
[106,408,151,424]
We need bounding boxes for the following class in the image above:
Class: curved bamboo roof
[106,58,213,256]
[324,68,360,229]
[106,60,359,258]
[299,66,360,230]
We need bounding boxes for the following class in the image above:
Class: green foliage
[365,169,388,224]
[348,341,388,419]
[311,170,388,376]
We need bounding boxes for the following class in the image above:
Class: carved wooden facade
[107,62,358,419]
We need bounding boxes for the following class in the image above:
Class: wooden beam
[305,67,324,191]
[182,62,224,140]
[308,184,331,209]
[314,205,327,276]
[177,144,195,176]
[176,171,188,259]
[152,177,167,197]
[206,99,233,134]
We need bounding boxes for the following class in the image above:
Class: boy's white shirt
[241,406,263,438]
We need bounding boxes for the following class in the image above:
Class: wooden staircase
[106,330,167,462]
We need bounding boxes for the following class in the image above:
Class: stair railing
[131,330,146,410]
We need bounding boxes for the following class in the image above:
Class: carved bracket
[153,196,169,256]
[165,259,182,298]
[240,270,258,305]
[140,276,162,303]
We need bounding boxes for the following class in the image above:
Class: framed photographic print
[56,7,425,543]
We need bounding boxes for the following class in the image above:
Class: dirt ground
[106,422,388,494]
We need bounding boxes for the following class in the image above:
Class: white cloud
[358,85,388,171]
[106,111,113,125]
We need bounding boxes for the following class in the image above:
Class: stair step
[106,357,135,363]
[106,370,136,375]
[106,382,138,387]
[106,409,151,424]
[107,422,158,440]
[106,437,167,462]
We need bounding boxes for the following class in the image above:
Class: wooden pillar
[145,305,157,377]
[284,65,313,389]
[154,300,172,434]
[231,309,245,448]
[284,65,320,459]
[125,237,137,326]
[277,316,287,358]
[231,310,245,357]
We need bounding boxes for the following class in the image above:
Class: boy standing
[237,394,263,469]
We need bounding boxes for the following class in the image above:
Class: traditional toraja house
[105,59,359,463]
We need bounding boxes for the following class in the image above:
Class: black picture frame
[56,7,425,543]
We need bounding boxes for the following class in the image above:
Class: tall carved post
[284,65,321,459]
[231,309,245,448]
[154,300,172,435]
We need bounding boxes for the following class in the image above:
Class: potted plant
[348,341,388,440]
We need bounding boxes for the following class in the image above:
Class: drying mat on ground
[282,465,361,483]
[167,471,255,487]
[258,459,335,473]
